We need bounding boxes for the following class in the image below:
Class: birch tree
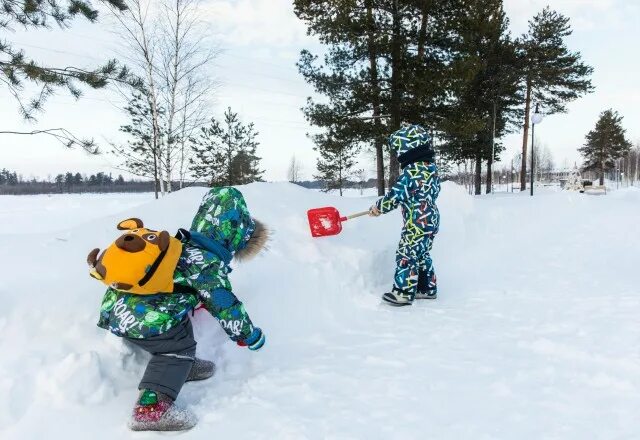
[109,0,215,196]
[158,0,216,191]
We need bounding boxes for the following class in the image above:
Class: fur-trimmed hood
[234,218,270,262]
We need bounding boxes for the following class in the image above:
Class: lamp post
[530,103,544,196]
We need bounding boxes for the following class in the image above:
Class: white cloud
[202,0,311,46]
[503,0,635,34]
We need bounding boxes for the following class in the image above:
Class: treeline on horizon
[0,169,158,195]
[0,168,381,195]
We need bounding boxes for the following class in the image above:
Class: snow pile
[0,183,638,439]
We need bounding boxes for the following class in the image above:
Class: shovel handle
[340,210,370,222]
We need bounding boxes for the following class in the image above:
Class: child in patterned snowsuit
[88,187,268,431]
[369,125,441,306]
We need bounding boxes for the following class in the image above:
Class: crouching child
[87,187,268,431]
[369,125,441,306]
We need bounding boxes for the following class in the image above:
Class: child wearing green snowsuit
[369,125,441,306]
[90,187,268,431]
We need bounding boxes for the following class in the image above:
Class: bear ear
[117,218,144,230]
[158,230,170,252]
[87,248,100,267]
[111,282,133,291]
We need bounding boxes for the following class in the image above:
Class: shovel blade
[307,207,343,237]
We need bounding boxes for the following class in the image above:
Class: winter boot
[416,270,437,299]
[415,289,437,300]
[382,290,413,307]
[128,389,197,432]
[186,358,215,382]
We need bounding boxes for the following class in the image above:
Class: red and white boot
[128,389,197,431]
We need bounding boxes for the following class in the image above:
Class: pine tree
[229,147,263,185]
[579,110,632,186]
[190,108,263,186]
[518,7,594,191]
[295,0,453,195]
[439,0,521,194]
[313,131,359,196]
[111,91,163,197]
[0,0,139,152]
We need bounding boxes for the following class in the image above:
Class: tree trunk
[463,160,468,194]
[600,159,605,186]
[364,0,386,196]
[227,145,233,186]
[413,3,428,115]
[152,149,159,199]
[633,148,640,185]
[178,134,187,189]
[486,158,492,194]
[164,1,184,195]
[388,0,402,185]
[417,5,428,59]
[474,156,481,195]
[339,153,343,196]
[520,79,532,191]
[375,139,385,195]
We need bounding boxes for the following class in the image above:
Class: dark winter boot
[382,290,413,307]
[128,389,197,432]
[416,270,437,300]
[186,358,215,382]
[415,289,437,300]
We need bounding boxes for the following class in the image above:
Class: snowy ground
[0,192,153,233]
[0,184,639,439]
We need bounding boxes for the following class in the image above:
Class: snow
[0,192,153,233]
[0,183,639,439]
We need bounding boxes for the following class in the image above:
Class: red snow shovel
[307,207,369,238]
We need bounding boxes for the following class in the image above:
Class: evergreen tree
[112,91,163,197]
[229,149,263,186]
[295,0,454,195]
[439,0,521,194]
[0,0,133,119]
[0,0,139,152]
[64,172,74,189]
[0,169,19,185]
[313,131,359,196]
[579,110,631,186]
[518,7,594,191]
[190,108,263,186]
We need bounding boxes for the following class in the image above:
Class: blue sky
[1,0,638,181]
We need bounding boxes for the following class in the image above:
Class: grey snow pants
[126,319,196,400]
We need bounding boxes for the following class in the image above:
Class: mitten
[237,327,265,351]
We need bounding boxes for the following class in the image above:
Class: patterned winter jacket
[97,187,260,343]
[376,161,441,236]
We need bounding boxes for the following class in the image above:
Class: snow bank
[0,192,153,233]
[0,183,638,439]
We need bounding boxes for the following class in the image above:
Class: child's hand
[237,328,265,351]
[369,205,381,217]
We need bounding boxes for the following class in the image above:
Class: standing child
[87,187,268,431]
[369,125,441,306]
